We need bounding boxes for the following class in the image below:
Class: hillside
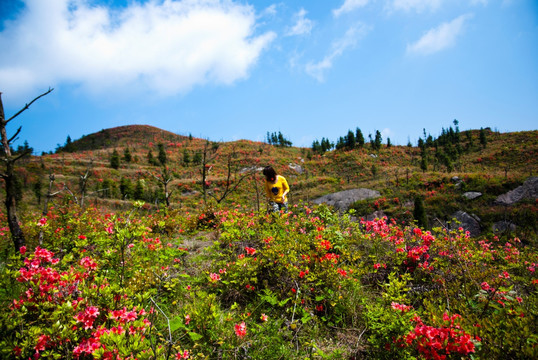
[1,125,537,359]
[13,125,538,241]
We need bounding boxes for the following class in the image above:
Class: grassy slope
[14,126,538,240]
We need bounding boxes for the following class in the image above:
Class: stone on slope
[312,188,381,212]
[495,176,538,205]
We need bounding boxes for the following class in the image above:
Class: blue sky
[1,0,537,154]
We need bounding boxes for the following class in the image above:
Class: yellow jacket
[265,175,289,203]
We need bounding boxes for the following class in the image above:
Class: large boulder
[495,177,538,206]
[312,188,381,212]
[449,211,481,237]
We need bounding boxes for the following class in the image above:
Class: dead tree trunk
[151,167,174,207]
[0,88,53,251]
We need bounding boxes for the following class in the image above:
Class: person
[263,166,289,213]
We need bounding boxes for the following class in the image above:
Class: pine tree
[134,179,144,200]
[479,127,487,149]
[123,147,132,163]
[110,149,120,169]
[147,150,156,166]
[374,130,382,150]
[413,196,428,228]
[345,130,356,150]
[183,149,191,165]
[420,157,428,173]
[158,143,167,165]
[356,128,365,148]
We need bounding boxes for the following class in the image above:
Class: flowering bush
[0,203,536,359]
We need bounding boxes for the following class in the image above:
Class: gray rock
[449,210,481,237]
[240,166,263,174]
[313,188,381,212]
[451,176,461,183]
[366,210,386,221]
[495,177,538,206]
[492,221,516,233]
[369,154,378,158]
[463,191,482,200]
[288,163,304,174]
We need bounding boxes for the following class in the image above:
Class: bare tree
[207,146,255,204]
[199,140,219,202]
[0,88,53,251]
[151,166,174,207]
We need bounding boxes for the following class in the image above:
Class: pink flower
[260,313,268,322]
[210,273,221,282]
[245,247,256,255]
[80,257,97,271]
[19,246,26,255]
[391,302,413,312]
[234,321,247,338]
[37,218,47,226]
[185,314,191,325]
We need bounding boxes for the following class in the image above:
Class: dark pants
[269,201,288,213]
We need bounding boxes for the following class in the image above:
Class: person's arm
[281,177,289,202]
[264,181,272,200]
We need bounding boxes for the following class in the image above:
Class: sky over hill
[0,0,537,153]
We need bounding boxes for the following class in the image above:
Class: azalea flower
[234,321,247,338]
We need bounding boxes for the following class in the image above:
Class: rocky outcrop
[463,192,482,200]
[495,177,538,205]
[288,163,304,174]
[313,188,381,212]
[492,221,516,233]
[449,211,481,237]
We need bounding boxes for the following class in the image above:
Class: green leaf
[188,332,203,341]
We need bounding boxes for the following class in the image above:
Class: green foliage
[266,131,292,147]
[158,143,167,165]
[0,203,536,359]
[123,147,132,163]
[110,149,120,169]
[413,195,427,228]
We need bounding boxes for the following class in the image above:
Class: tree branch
[6,87,54,123]
[7,126,22,143]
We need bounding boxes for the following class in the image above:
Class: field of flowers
[0,200,536,359]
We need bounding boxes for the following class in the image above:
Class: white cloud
[388,0,444,13]
[333,0,370,18]
[306,23,370,82]
[0,0,276,99]
[406,14,473,55]
[286,8,314,37]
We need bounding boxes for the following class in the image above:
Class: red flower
[35,334,50,351]
[234,322,247,338]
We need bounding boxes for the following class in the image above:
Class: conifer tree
[374,130,382,150]
[356,128,365,148]
[110,149,120,169]
[123,147,132,163]
[479,127,487,149]
[413,196,428,228]
[158,143,167,165]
